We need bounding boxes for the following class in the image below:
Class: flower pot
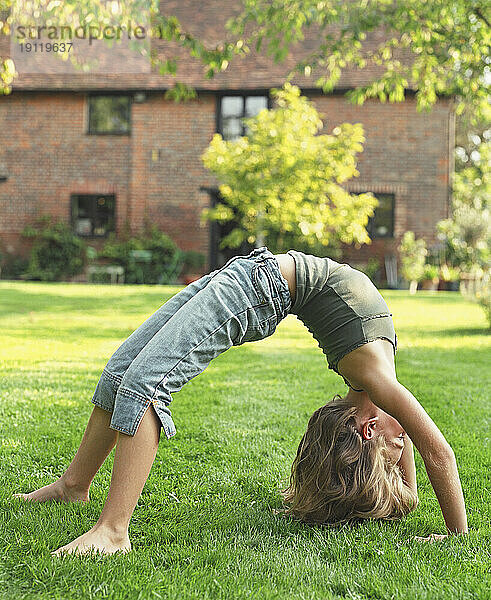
[420,278,439,291]
[445,280,460,292]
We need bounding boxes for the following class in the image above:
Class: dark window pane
[71,194,116,237]
[88,96,131,134]
[73,196,93,235]
[92,196,115,236]
[220,95,269,140]
[367,193,395,238]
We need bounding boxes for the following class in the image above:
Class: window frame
[217,92,272,140]
[70,193,116,238]
[86,93,132,136]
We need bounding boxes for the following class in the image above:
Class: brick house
[0,1,455,281]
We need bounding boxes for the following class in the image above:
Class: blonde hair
[278,394,418,525]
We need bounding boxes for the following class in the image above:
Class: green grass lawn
[0,281,490,600]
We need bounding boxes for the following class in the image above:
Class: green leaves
[2,0,487,115]
[202,83,378,251]
[21,217,87,281]
[0,58,16,95]
[398,231,428,283]
[229,0,489,118]
[100,225,183,284]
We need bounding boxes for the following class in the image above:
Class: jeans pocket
[235,303,278,345]
[251,263,273,305]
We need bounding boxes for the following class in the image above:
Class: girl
[14,246,467,555]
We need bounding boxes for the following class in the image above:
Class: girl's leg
[24,249,286,556]
[14,269,223,503]
[89,264,239,438]
[53,259,268,556]
[14,406,117,503]
[52,403,161,556]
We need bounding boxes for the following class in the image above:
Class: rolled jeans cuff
[91,370,177,439]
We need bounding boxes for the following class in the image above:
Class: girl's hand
[414,534,448,543]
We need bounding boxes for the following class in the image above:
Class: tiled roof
[2,0,416,92]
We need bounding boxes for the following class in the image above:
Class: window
[71,194,116,237]
[87,95,131,134]
[368,193,395,238]
[218,94,269,140]
[355,192,395,238]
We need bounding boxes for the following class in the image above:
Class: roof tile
[2,0,416,91]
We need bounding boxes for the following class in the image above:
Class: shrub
[101,226,183,284]
[436,196,490,273]
[422,264,440,281]
[461,270,491,330]
[181,250,206,274]
[0,253,30,279]
[476,285,491,329]
[22,217,87,281]
[362,258,380,282]
[398,231,427,293]
[440,264,460,282]
[352,258,380,283]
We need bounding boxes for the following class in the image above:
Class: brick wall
[0,91,217,264]
[306,94,453,268]
[127,92,216,253]
[0,90,453,278]
[0,92,131,254]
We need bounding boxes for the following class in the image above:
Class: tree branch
[474,8,490,28]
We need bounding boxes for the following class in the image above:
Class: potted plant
[439,264,460,291]
[420,264,440,291]
[398,231,427,294]
[181,250,206,285]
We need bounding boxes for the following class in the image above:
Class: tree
[437,141,490,272]
[229,0,490,122]
[2,1,489,120]
[201,83,377,252]
[455,101,491,169]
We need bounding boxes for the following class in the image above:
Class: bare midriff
[273,253,296,303]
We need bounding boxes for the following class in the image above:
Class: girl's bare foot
[52,524,131,557]
[12,477,89,504]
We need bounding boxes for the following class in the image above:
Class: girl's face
[376,410,406,464]
[349,391,406,464]
[360,406,406,464]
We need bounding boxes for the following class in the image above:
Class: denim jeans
[91,246,292,439]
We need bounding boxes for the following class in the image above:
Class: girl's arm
[366,375,468,534]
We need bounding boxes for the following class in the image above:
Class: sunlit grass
[0,282,489,600]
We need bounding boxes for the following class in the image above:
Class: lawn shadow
[2,326,135,342]
[395,325,490,340]
[425,327,490,337]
